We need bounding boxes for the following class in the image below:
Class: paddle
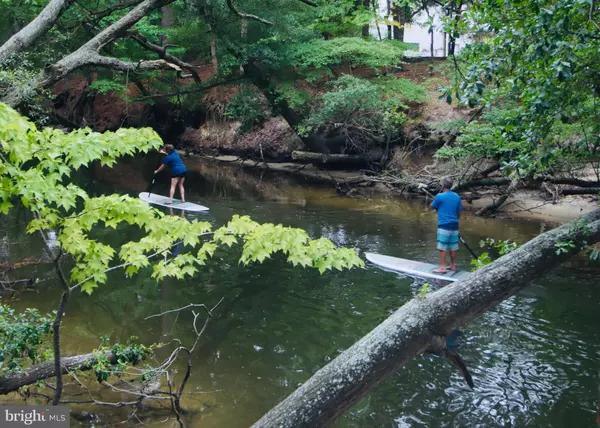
[146,154,163,197]
[459,235,478,260]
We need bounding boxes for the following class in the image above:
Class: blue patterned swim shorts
[437,223,459,251]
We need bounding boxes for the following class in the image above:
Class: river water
[1,156,599,427]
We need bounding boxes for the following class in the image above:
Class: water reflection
[1,157,599,428]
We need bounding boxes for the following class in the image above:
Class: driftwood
[558,187,600,196]
[251,208,600,427]
[0,257,50,272]
[546,178,600,188]
[0,351,116,395]
[292,151,368,168]
[474,178,519,216]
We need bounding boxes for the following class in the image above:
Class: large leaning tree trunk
[252,208,600,427]
[1,0,183,107]
[0,0,75,64]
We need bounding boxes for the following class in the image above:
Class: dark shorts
[172,171,187,179]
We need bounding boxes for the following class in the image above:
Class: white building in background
[370,1,470,57]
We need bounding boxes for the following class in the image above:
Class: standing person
[154,144,187,204]
[431,176,462,273]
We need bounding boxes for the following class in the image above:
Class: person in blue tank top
[154,144,187,204]
[430,176,462,273]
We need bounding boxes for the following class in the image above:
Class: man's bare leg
[433,251,447,273]
[449,250,457,271]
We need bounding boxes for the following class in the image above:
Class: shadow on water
[1,156,599,427]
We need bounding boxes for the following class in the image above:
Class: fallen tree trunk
[292,151,368,168]
[546,178,600,188]
[252,208,600,428]
[0,351,116,395]
[475,178,519,216]
[452,177,511,193]
[558,187,600,196]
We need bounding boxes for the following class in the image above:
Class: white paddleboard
[139,192,209,212]
[365,252,471,282]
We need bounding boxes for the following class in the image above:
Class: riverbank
[186,153,599,225]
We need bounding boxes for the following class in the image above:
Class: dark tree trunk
[242,62,302,128]
[386,0,392,39]
[251,208,600,427]
[546,178,600,188]
[446,0,463,56]
[392,4,409,41]
[448,36,456,56]
[430,27,434,59]
[159,5,174,45]
[557,188,600,195]
[361,0,370,37]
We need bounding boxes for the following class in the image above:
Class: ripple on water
[337,289,599,428]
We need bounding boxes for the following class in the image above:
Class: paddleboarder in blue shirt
[431,176,462,273]
[154,144,187,204]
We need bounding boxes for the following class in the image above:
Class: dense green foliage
[225,86,267,131]
[92,336,156,382]
[443,0,600,177]
[301,75,405,141]
[299,74,426,150]
[284,38,411,71]
[0,305,53,374]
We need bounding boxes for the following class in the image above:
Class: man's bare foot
[166,200,173,204]
[432,267,447,273]
[448,266,456,271]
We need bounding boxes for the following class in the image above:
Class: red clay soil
[53,75,150,131]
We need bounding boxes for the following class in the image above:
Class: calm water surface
[1,156,599,427]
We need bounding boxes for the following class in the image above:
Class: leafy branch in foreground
[0,100,363,295]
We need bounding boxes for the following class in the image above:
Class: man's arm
[431,195,440,211]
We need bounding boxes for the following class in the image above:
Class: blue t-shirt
[163,151,187,176]
[431,191,462,226]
